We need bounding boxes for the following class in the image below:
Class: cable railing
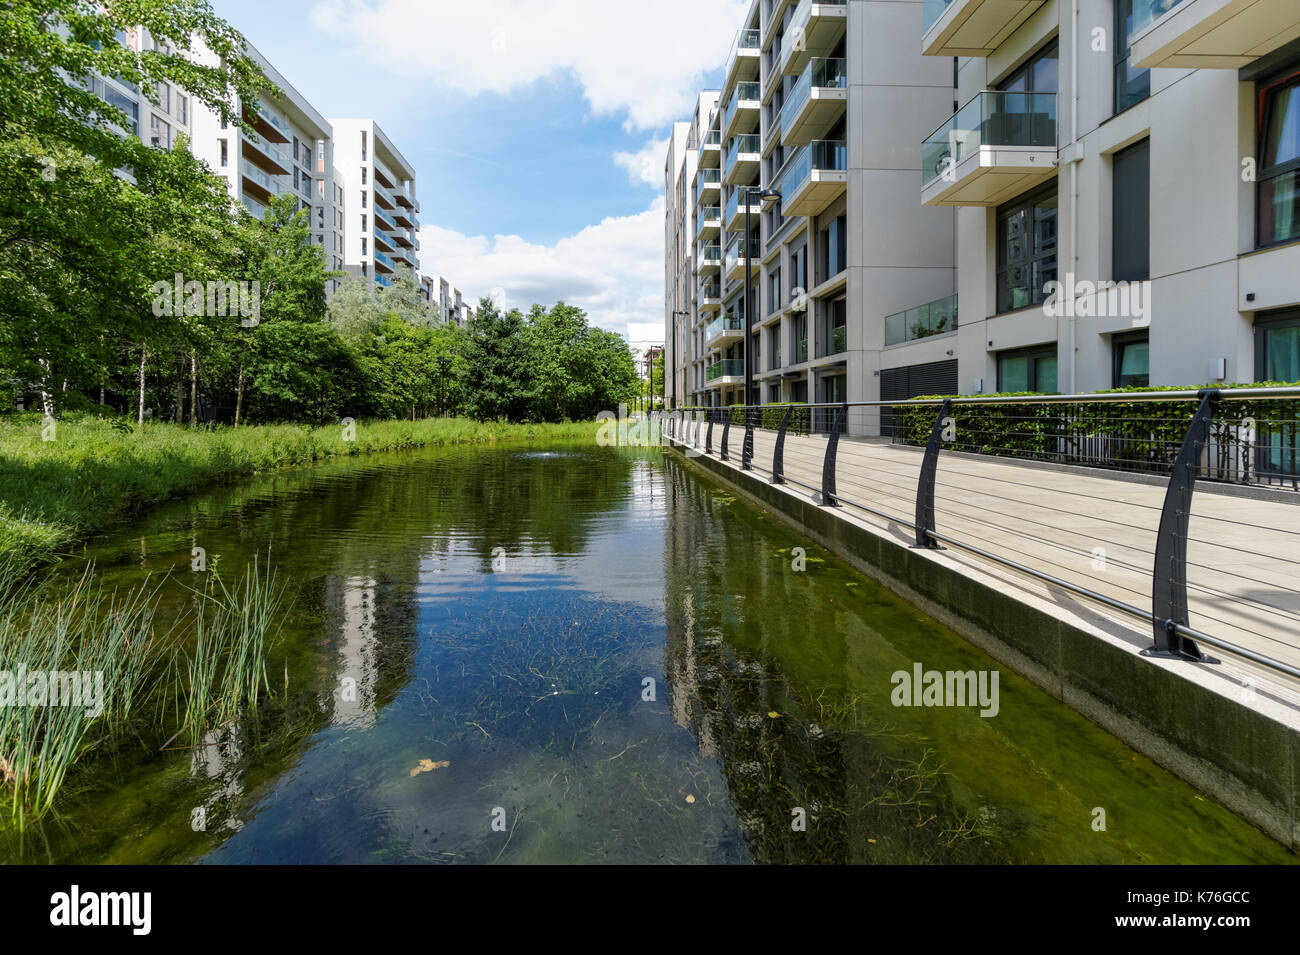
[660,388,1300,683]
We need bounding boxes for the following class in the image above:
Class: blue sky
[210,0,748,339]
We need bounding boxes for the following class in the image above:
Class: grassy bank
[0,414,598,574]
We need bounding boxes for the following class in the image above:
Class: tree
[462,298,534,422]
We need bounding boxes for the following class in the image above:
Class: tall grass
[0,414,600,574]
[0,554,285,825]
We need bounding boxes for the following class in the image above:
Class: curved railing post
[820,405,844,506]
[721,409,732,461]
[742,407,755,470]
[914,399,952,547]
[694,409,702,448]
[1152,390,1220,660]
[772,406,792,484]
[705,409,714,455]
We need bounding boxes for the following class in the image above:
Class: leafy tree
[462,298,534,422]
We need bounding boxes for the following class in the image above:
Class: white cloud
[418,198,666,340]
[614,136,669,187]
[310,0,748,130]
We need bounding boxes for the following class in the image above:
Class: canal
[2,440,1292,863]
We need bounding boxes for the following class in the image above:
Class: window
[1257,71,1300,248]
[1112,138,1150,281]
[769,384,781,403]
[996,183,1057,313]
[156,81,170,113]
[1115,0,1151,114]
[361,166,367,184]
[1255,310,1300,383]
[176,94,187,125]
[219,139,227,167]
[361,237,367,256]
[818,296,847,357]
[794,313,808,363]
[768,267,781,316]
[819,214,847,283]
[361,215,367,234]
[998,345,1058,392]
[1000,40,1058,94]
[770,324,782,370]
[361,191,367,209]
[790,242,808,298]
[1113,332,1150,387]
[149,114,171,149]
[360,131,367,160]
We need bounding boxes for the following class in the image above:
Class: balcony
[240,158,286,202]
[781,0,848,75]
[696,204,722,240]
[241,131,290,176]
[373,229,397,254]
[724,189,761,231]
[242,100,291,144]
[373,250,394,273]
[392,246,412,266]
[699,127,722,168]
[920,91,1057,207]
[884,294,958,346]
[392,206,415,229]
[777,140,847,217]
[240,194,267,219]
[372,160,396,190]
[696,166,722,203]
[696,243,722,274]
[394,190,416,210]
[921,0,1046,57]
[373,207,397,234]
[724,236,760,283]
[724,134,761,186]
[724,82,762,138]
[1130,0,1300,69]
[723,29,761,92]
[395,230,415,249]
[373,184,396,210]
[699,282,722,313]
[706,313,746,349]
[781,57,847,147]
[705,358,745,385]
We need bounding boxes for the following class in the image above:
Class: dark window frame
[1254,308,1300,382]
[1112,330,1150,388]
[1112,138,1151,282]
[1114,0,1151,116]
[995,181,1058,315]
[1255,68,1300,250]
[997,344,1058,392]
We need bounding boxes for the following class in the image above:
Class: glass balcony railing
[699,282,721,300]
[698,243,722,265]
[248,99,291,139]
[705,358,745,382]
[240,194,267,219]
[885,294,958,346]
[696,167,721,200]
[724,28,761,78]
[1129,0,1188,37]
[922,0,956,34]
[921,91,1057,188]
[242,131,290,170]
[698,205,721,225]
[781,57,847,136]
[706,314,745,342]
[724,82,762,133]
[778,139,848,193]
[724,189,757,225]
[373,208,397,233]
[724,236,760,273]
[374,250,394,269]
[240,158,285,196]
[783,0,848,68]
[725,134,761,176]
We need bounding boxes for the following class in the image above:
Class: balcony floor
[922,145,1057,207]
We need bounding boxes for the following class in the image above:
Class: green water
[1,441,1293,863]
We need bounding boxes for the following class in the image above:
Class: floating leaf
[767,711,780,719]
[685,794,696,804]
[409,758,450,778]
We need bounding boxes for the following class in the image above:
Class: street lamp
[744,187,782,408]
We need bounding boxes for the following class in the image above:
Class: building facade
[666,0,1300,419]
[329,118,421,289]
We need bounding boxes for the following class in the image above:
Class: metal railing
[661,388,1300,682]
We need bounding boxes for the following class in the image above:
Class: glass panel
[1260,171,1300,246]
[1000,356,1030,392]
[1265,326,1300,382]
[1263,83,1300,168]
[1035,356,1058,393]
[1118,341,1150,387]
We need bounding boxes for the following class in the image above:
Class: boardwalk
[671,422,1300,702]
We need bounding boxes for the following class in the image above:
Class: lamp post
[744,186,782,408]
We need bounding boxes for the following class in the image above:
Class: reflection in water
[1,443,1293,864]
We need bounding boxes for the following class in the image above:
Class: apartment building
[666,0,1300,420]
[191,41,346,294]
[419,274,473,325]
[88,26,194,166]
[330,118,421,289]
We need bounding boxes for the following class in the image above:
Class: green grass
[0,414,600,575]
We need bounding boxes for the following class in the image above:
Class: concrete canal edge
[666,441,1300,851]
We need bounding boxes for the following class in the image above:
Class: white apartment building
[329,119,421,289]
[190,41,346,294]
[88,26,194,167]
[419,274,473,325]
[667,0,1300,420]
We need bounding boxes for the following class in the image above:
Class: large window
[1113,332,1150,387]
[998,345,1058,392]
[1113,138,1150,281]
[1256,310,1300,383]
[1114,0,1151,114]
[817,296,847,357]
[1000,40,1058,94]
[794,313,808,364]
[1258,71,1300,248]
[996,183,1058,313]
[819,214,847,284]
[768,267,781,316]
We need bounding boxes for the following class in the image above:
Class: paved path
[671,420,1300,697]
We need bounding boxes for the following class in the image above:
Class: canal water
[2,441,1292,863]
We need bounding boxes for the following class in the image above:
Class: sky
[209,0,749,342]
